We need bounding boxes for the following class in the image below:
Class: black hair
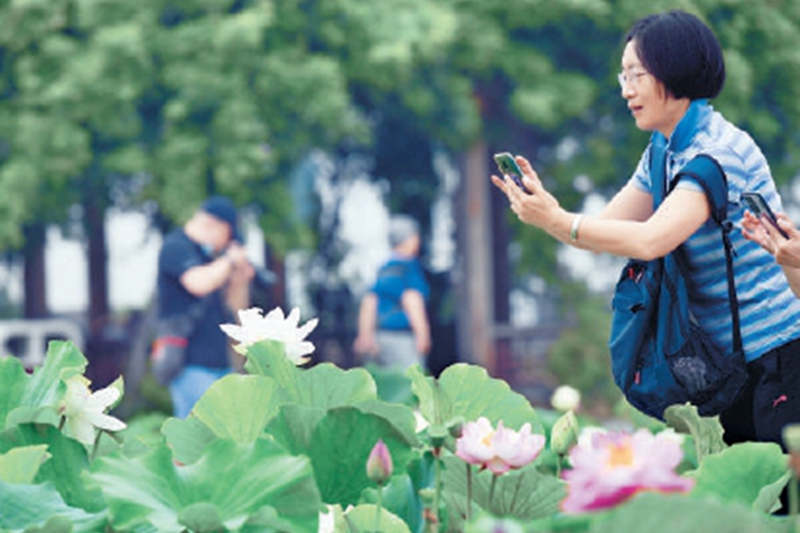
[624,10,725,100]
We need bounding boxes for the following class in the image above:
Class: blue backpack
[608,153,748,420]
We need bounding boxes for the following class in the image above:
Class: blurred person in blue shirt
[353,215,431,371]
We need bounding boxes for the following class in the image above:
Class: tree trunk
[454,140,496,374]
[22,223,48,318]
[491,181,511,324]
[85,197,109,338]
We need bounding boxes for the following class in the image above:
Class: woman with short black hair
[626,10,725,101]
[492,9,800,451]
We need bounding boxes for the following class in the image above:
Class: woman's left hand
[742,210,800,268]
[490,154,562,230]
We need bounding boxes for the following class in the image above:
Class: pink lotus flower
[560,428,694,514]
[455,417,545,475]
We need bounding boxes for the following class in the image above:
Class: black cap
[200,195,242,242]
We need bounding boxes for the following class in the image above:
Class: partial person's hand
[490,155,562,229]
[223,243,255,284]
[742,210,800,268]
[353,334,379,358]
[415,333,431,356]
[224,242,250,267]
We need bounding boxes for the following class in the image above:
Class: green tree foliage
[2,0,800,314]
[0,0,369,253]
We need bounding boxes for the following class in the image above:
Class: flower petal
[84,411,127,432]
[84,386,121,411]
[64,417,97,446]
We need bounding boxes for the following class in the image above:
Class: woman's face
[620,41,689,138]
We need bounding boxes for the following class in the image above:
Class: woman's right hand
[490,155,565,232]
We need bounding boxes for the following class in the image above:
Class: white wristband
[570,214,584,242]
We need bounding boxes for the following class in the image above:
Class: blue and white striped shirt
[631,100,800,362]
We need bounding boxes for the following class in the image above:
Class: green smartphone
[493,152,531,194]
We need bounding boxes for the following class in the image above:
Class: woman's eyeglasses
[618,70,649,88]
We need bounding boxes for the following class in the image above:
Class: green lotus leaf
[239,504,297,532]
[242,339,301,381]
[754,470,793,515]
[0,479,107,532]
[0,356,27,430]
[267,401,417,464]
[309,406,417,506]
[365,363,416,405]
[244,342,378,408]
[355,399,419,447]
[298,363,379,407]
[178,502,224,533]
[161,415,219,466]
[0,423,106,512]
[191,373,285,442]
[89,437,320,533]
[5,341,88,430]
[408,364,453,427]
[591,492,784,533]
[663,404,727,464]
[690,441,789,512]
[162,374,288,464]
[343,503,412,533]
[409,363,544,444]
[266,403,326,455]
[0,444,50,484]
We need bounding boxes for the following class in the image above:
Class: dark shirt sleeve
[159,234,204,282]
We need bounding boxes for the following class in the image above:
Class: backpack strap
[672,154,743,355]
[670,154,727,223]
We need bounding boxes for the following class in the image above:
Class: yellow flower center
[606,441,634,468]
[481,431,495,448]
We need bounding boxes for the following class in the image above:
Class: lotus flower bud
[550,385,581,413]
[366,439,393,486]
[550,410,579,456]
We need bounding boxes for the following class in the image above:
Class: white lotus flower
[220,306,319,365]
[59,375,126,446]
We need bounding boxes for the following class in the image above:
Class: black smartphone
[493,152,531,194]
[741,192,790,239]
